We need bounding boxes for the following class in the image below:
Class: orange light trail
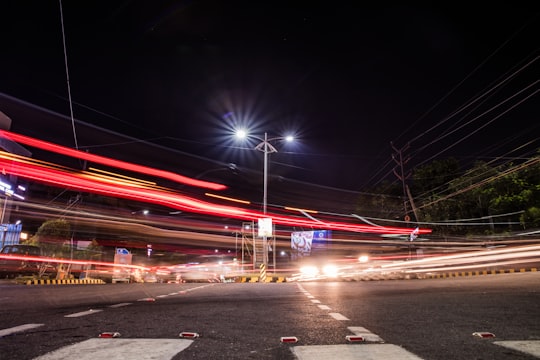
[204,192,251,204]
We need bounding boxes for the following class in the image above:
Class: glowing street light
[235,130,294,215]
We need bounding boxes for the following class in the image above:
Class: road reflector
[346,335,365,342]
[472,332,496,338]
[179,332,199,339]
[280,336,298,343]
[98,332,121,338]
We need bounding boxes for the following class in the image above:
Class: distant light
[142,209,149,215]
[0,180,11,190]
[20,232,28,240]
[358,255,369,263]
[285,135,294,142]
[280,251,286,256]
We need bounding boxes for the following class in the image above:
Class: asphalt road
[1,273,539,359]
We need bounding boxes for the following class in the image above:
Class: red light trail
[0,131,432,235]
[0,129,227,191]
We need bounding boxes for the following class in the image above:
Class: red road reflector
[280,336,298,343]
[98,332,121,338]
[346,335,365,342]
[179,332,199,339]
[472,332,496,338]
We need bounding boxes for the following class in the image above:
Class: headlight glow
[300,265,319,276]
[322,264,339,277]
[358,255,369,263]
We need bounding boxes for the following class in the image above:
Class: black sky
[1,1,539,191]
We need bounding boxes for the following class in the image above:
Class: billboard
[291,230,331,259]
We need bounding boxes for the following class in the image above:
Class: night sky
[1,1,539,192]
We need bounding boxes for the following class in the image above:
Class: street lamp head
[235,129,248,139]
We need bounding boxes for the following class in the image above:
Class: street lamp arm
[266,135,291,142]
[254,141,278,154]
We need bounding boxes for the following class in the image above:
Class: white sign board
[258,218,273,237]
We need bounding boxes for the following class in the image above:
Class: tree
[397,152,540,235]
[355,181,403,223]
[33,219,72,279]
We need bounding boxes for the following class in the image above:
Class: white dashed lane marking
[64,309,103,318]
[108,303,131,308]
[329,312,350,321]
[0,323,44,337]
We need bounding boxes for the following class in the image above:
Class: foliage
[355,181,403,223]
[24,219,72,279]
[34,219,71,257]
[365,154,540,235]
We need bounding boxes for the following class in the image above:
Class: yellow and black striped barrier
[426,267,537,279]
[259,263,267,283]
[238,276,287,283]
[24,278,106,285]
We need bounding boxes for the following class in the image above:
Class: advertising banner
[291,230,332,260]
[291,231,314,256]
[312,230,331,252]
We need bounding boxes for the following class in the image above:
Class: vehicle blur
[0,244,43,278]
[154,260,233,283]
[289,255,361,281]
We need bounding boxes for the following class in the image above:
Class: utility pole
[391,142,412,222]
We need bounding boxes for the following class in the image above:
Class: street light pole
[262,132,269,215]
[258,132,273,274]
[236,130,293,276]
